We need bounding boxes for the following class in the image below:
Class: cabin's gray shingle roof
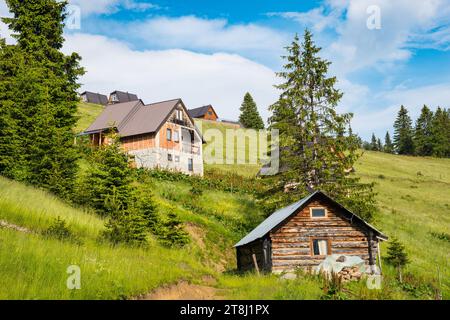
[188,105,213,118]
[234,191,387,247]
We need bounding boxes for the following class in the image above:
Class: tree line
[364,105,450,157]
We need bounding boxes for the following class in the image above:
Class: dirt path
[137,280,223,300]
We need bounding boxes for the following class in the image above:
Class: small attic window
[310,207,326,218]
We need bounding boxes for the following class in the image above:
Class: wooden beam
[252,254,260,276]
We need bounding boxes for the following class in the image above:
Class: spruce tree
[370,133,378,151]
[83,134,134,217]
[266,30,377,221]
[239,92,265,129]
[430,107,450,158]
[393,105,414,155]
[385,237,409,283]
[384,131,394,154]
[377,138,383,152]
[414,105,434,156]
[1,0,84,197]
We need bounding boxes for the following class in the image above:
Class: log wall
[270,199,378,273]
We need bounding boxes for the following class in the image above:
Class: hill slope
[0,105,447,300]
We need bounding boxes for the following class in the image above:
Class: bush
[43,217,79,243]
[102,209,148,246]
[158,211,190,248]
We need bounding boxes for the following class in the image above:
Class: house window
[310,207,326,218]
[175,155,180,162]
[188,158,193,172]
[168,154,173,161]
[167,128,172,141]
[177,110,183,120]
[173,131,179,142]
[312,239,329,256]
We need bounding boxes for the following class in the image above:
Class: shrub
[158,211,190,248]
[385,237,410,283]
[102,209,148,246]
[43,217,79,243]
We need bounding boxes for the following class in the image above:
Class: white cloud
[69,0,159,15]
[64,33,279,123]
[352,83,450,138]
[85,15,288,66]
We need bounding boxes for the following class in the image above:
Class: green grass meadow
[0,103,448,299]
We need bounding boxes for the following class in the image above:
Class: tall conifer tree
[1,0,84,197]
[414,105,434,156]
[393,105,414,155]
[239,92,265,129]
[431,107,450,158]
[384,131,394,154]
[265,30,376,221]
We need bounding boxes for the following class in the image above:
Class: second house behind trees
[83,98,204,175]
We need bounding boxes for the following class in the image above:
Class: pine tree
[159,211,190,247]
[1,0,84,197]
[266,30,377,221]
[239,92,265,129]
[370,133,378,151]
[430,107,450,158]
[384,131,394,154]
[377,138,383,152]
[83,134,134,217]
[385,237,409,283]
[414,105,434,156]
[393,105,414,155]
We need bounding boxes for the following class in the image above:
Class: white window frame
[177,109,183,120]
[173,130,179,142]
[310,207,327,218]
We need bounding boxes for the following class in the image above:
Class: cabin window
[167,154,173,161]
[208,111,212,115]
[173,131,179,142]
[166,128,172,141]
[312,239,329,256]
[310,207,326,218]
[188,158,193,172]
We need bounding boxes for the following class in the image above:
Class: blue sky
[1,0,450,140]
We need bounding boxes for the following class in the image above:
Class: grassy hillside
[75,102,104,133]
[0,107,447,300]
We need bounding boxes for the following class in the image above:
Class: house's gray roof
[110,90,139,103]
[81,91,108,105]
[119,99,182,137]
[234,191,387,247]
[84,100,142,134]
[83,98,204,140]
[188,105,215,118]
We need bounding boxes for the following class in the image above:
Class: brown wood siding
[270,200,378,273]
[202,107,218,121]
[159,122,181,151]
[121,133,155,151]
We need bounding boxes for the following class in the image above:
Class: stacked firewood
[338,266,363,282]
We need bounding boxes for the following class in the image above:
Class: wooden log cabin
[235,191,387,274]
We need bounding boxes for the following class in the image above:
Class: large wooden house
[235,191,387,274]
[83,98,204,176]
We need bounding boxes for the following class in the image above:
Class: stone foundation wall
[129,147,203,176]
